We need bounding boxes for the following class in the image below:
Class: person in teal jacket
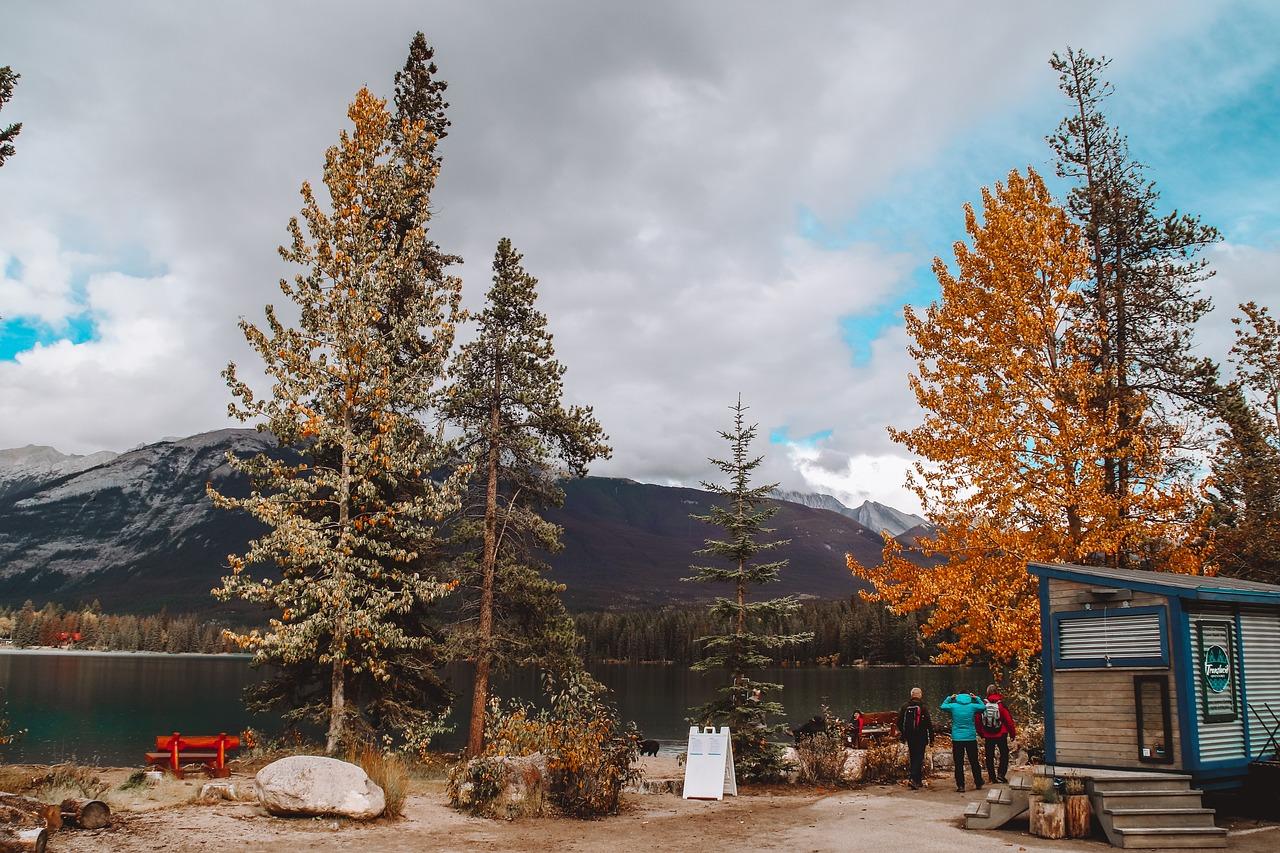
[941,692,984,792]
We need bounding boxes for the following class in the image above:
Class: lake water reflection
[0,650,989,764]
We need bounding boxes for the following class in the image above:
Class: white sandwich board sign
[682,725,737,800]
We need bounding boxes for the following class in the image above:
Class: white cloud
[0,0,1257,515]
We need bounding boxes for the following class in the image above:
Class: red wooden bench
[145,732,240,779]
[856,711,900,747]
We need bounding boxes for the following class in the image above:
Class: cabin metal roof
[1029,561,1280,605]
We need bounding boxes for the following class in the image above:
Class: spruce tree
[0,66,19,168]
[1207,302,1280,584]
[687,397,810,781]
[210,86,465,754]
[1048,48,1220,557]
[443,237,610,756]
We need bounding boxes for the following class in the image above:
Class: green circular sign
[1204,644,1231,693]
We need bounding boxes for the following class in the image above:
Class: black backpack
[901,704,924,737]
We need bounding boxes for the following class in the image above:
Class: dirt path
[51,770,1280,853]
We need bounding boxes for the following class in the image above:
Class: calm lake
[0,650,989,764]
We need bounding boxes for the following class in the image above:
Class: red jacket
[974,692,1017,738]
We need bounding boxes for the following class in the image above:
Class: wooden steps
[963,772,1033,830]
[1088,773,1227,848]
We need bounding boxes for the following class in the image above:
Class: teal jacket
[941,693,982,742]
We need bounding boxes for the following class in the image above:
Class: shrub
[1065,776,1086,796]
[119,770,149,791]
[794,711,854,788]
[449,671,639,819]
[348,743,409,818]
[1019,722,1045,763]
[858,740,907,785]
[795,731,850,786]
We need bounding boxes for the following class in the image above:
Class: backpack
[982,699,1002,731]
[901,705,923,737]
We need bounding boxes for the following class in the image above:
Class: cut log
[0,827,47,853]
[59,798,110,830]
[0,797,58,833]
[1065,794,1092,838]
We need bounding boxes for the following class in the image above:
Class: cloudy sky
[2,1,1277,513]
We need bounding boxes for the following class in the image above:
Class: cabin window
[1195,621,1239,723]
[1134,675,1174,764]
[1052,606,1169,669]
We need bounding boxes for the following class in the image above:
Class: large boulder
[255,756,385,820]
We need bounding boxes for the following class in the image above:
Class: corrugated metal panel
[1059,612,1162,660]
[1188,611,1246,763]
[1241,610,1280,759]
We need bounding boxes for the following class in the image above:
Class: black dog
[790,715,826,743]
[639,739,660,757]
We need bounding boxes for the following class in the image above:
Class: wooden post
[217,732,227,776]
[170,731,181,775]
[59,798,110,830]
[0,827,46,853]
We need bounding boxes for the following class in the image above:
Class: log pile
[0,790,110,849]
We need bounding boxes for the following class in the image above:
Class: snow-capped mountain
[770,489,928,538]
[0,445,119,502]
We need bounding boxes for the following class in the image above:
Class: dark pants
[984,734,1009,781]
[952,740,983,789]
[905,736,928,786]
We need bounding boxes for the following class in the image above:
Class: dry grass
[794,732,852,787]
[348,743,408,818]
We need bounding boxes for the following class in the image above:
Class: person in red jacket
[975,683,1017,783]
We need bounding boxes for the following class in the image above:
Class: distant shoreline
[0,644,252,659]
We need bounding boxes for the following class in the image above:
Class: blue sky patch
[0,313,99,360]
[769,426,834,448]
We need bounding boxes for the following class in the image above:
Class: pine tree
[210,86,465,754]
[443,237,610,757]
[1048,48,1220,556]
[236,31,465,756]
[1207,302,1280,583]
[686,397,810,782]
[0,66,20,168]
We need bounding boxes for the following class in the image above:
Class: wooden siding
[1046,578,1180,769]
[1051,668,1181,769]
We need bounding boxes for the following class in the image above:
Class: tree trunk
[59,799,109,830]
[327,424,353,755]
[0,828,45,853]
[467,366,503,758]
[0,796,58,832]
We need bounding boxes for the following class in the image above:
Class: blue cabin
[1031,562,1280,791]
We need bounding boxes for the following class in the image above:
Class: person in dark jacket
[897,688,934,789]
[941,692,984,792]
[976,683,1018,783]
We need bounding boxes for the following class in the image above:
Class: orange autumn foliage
[849,168,1206,666]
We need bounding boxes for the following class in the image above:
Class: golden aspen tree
[848,169,1204,667]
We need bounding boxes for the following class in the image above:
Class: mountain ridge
[0,430,930,613]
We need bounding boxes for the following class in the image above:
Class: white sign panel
[682,726,737,800]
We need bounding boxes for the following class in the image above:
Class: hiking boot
[956,785,965,793]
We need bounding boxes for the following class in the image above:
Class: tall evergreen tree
[687,397,810,782]
[210,86,465,754]
[1048,48,1220,561]
[0,66,20,168]
[443,237,610,757]
[1207,302,1280,583]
